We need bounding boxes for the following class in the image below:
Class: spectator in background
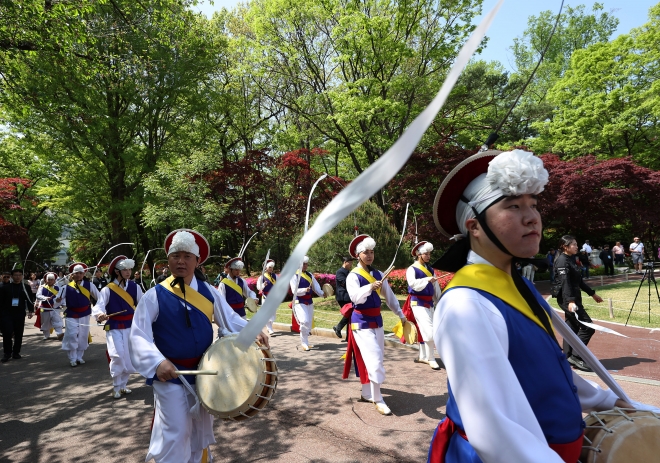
[578,249,591,279]
[630,237,644,274]
[521,262,537,283]
[0,269,36,362]
[155,267,169,284]
[546,248,556,283]
[28,273,40,294]
[612,241,625,266]
[133,271,142,287]
[55,270,68,288]
[93,268,108,291]
[333,256,354,341]
[599,245,614,276]
[581,240,592,254]
[1,272,10,287]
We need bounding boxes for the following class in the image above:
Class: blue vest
[106,280,138,330]
[408,265,434,307]
[262,273,276,295]
[40,285,59,309]
[149,282,214,385]
[64,280,93,318]
[437,282,584,462]
[350,269,383,329]
[295,272,313,305]
[224,277,245,317]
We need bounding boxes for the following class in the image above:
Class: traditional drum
[195,333,278,421]
[245,297,258,313]
[580,408,660,462]
[322,283,334,298]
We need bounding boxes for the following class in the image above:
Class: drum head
[196,334,276,420]
[245,298,258,313]
[322,283,334,298]
[402,321,418,345]
[582,410,660,463]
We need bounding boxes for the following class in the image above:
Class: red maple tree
[0,178,32,245]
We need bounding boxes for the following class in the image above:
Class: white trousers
[40,309,63,338]
[293,302,314,347]
[352,327,385,384]
[262,295,276,332]
[107,328,136,391]
[148,381,215,463]
[61,315,90,362]
[411,305,434,342]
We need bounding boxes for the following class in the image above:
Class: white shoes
[429,360,441,370]
[374,402,392,416]
[121,387,132,394]
[70,361,77,367]
[113,390,122,399]
[77,359,85,365]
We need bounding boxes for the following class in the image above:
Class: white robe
[59,281,100,361]
[129,276,247,463]
[346,267,404,384]
[36,284,63,337]
[289,272,323,347]
[405,265,441,343]
[433,251,618,463]
[92,279,144,391]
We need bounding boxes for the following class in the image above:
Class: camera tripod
[625,262,660,325]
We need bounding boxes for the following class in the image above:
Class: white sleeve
[242,280,256,299]
[434,288,564,463]
[206,283,247,334]
[35,286,50,302]
[381,279,403,318]
[217,283,227,298]
[129,289,166,381]
[346,273,373,304]
[58,286,67,306]
[311,276,324,297]
[89,283,100,302]
[573,373,618,412]
[91,287,110,319]
[406,266,432,292]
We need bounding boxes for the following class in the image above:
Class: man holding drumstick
[92,255,143,399]
[129,229,269,463]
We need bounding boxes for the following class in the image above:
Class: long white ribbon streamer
[578,319,628,338]
[237,0,505,349]
[550,310,632,403]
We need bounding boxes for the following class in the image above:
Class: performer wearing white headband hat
[218,257,258,320]
[57,262,100,367]
[92,254,143,398]
[342,234,407,416]
[35,272,64,341]
[289,256,325,351]
[129,229,269,463]
[257,259,277,334]
[404,241,441,370]
[427,150,636,462]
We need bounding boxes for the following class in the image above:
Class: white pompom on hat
[164,229,210,265]
[349,234,376,258]
[411,241,434,257]
[69,262,88,274]
[266,260,275,268]
[302,256,309,264]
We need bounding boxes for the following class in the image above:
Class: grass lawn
[546,281,660,329]
[246,296,407,334]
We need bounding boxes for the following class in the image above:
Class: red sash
[342,324,370,384]
[168,356,202,369]
[68,305,90,313]
[401,295,423,343]
[428,417,583,463]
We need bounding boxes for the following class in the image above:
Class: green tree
[0,0,224,259]
[536,5,660,165]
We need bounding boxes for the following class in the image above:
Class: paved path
[2,319,660,462]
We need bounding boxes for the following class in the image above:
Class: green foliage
[533,6,660,166]
[290,200,411,274]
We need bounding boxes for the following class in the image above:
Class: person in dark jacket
[93,268,108,291]
[332,256,354,341]
[553,235,603,372]
[599,245,614,276]
[0,269,36,362]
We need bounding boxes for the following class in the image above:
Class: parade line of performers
[3,149,659,463]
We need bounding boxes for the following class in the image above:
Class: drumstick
[379,265,395,282]
[174,370,218,375]
[106,310,128,317]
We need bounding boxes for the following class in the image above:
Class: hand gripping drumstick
[106,310,128,317]
[173,370,218,375]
